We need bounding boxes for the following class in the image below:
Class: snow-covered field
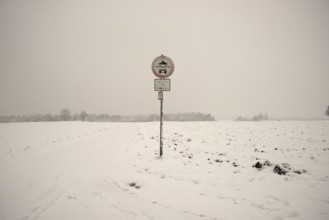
[0,121,328,220]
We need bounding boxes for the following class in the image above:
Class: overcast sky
[1,0,328,118]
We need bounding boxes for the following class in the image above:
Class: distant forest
[235,113,269,121]
[0,109,215,123]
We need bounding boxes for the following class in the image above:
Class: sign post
[152,55,174,157]
[159,90,163,156]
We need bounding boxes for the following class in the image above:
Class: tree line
[0,109,87,123]
[235,113,269,121]
[236,106,329,121]
[0,109,215,123]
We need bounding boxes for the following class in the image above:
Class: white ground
[0,121,328,220]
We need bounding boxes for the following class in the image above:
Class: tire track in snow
[21,189,65,220]
[2,124,137,220]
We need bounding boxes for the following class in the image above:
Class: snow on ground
[0,121,329,220]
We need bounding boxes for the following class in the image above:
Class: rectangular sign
[154,79,171,91]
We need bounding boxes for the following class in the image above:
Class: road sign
[152,55,174,158]
[154,79,171,91]
[152,55,175,78]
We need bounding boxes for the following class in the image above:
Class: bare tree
[79,111,87,121]
[60,108,71,121]
[326,106,329,117]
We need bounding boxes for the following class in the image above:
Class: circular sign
[152,55,175,78]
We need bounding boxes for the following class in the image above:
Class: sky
[1,0,329,119]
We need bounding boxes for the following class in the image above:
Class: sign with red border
[152,55,175,78]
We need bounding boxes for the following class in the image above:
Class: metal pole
[160,91,163,157]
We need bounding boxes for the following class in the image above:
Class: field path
[0,123,155,220]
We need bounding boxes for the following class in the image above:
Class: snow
[0,121,329,220]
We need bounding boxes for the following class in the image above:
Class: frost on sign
[154,79,171,91]
[152,55,175,78]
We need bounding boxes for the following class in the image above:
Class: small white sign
[158,91,163,100]
[154,79,171,91]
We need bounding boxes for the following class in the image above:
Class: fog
[1,0,328,119]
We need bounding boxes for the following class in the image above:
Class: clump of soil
[252,161,306,176]
[273,165,288,175]
[128,182,141,189]
[252,160,272,170]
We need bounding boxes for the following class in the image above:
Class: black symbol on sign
[158,60,167,66]
[159,69,167,74]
